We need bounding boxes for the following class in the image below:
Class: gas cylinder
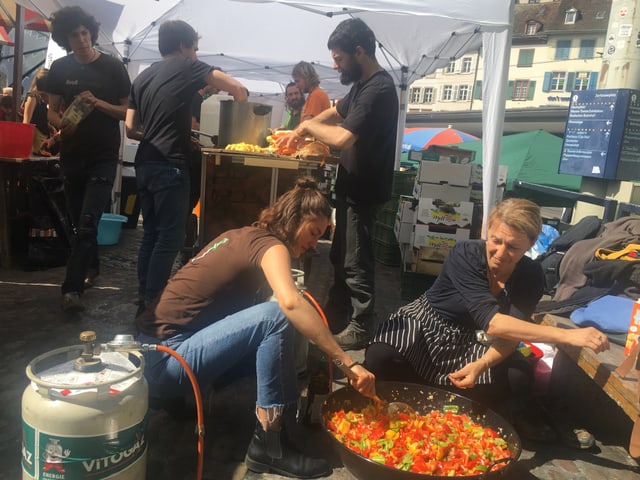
[21,331,148,480]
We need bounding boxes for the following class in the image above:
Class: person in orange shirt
[292,61,330,121]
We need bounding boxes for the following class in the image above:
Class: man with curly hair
[47,6,131,313]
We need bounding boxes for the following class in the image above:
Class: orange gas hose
[156,345,205,480]
[302,290,337,391]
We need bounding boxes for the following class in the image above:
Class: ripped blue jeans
[138,302,299,409]
[61,158,116,295]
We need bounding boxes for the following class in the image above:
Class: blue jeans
[136,162,190,306]
[61,158,116,294]
[138,302,299,408]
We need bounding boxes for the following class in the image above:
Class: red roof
[0,2,49,32]
[0,25,12,45]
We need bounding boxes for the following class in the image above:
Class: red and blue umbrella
[402,127,478,152]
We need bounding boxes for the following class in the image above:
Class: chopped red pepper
[326,403,512,476]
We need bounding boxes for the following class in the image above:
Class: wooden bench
[536,313,639,421]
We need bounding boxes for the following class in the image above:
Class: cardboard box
[416,198,474,227]
[399,243,415,266]
[409,145,475,164]
[418,161,471,186]
[394,217,414,244]
[469,185,505,204]
[413,224,470,249]
[409,149,437,162]
[412,181,472,202]
[469,164,508,186]
[402,247,446,276]
[416,246,450,263]
[396,195,417,223]
[414,259,444,276]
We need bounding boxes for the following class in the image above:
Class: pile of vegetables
[223,142,271,152]
[326,403,512,476]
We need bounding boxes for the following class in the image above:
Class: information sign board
[559,89,639,180]
[617,91,640,181]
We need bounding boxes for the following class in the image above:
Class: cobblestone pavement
[2,227,640,480]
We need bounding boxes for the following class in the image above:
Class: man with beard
[277,18,399,350]
[280,82,305,130]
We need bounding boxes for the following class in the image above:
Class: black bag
[24,176,72,271]
[536,216,602,295]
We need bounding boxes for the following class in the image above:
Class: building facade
[408,0,612,113]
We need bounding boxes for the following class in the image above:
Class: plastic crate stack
[394,156,507,300]
[372,170,416,267]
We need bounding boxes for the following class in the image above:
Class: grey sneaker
[334,324,370,351]
[61,292,85,313]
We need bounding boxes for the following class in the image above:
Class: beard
[288,97,305,110]
[339,60,362,85]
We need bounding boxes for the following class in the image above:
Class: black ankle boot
[244,422,331,479]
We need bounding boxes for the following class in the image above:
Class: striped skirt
[372,293,491,386]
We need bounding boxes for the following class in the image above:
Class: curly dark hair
[256,177,331,247]
[50,6,100,52]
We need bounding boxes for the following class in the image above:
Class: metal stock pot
[217,100,272,147]
[321,381,521,480]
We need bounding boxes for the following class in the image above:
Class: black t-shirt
[426,240,544,331]
[128,57,211,165]
[191,92,204,124]
[335,70,398,205]
[47,53,131,157]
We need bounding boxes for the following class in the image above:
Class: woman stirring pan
[364,198,609,445]
[136,177,377,478]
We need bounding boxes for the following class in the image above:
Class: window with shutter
[517,49,534,67]
[555,40,571,60]
[473,81,482,100]
[579,39,595,59]
[550,72,567,91]
[513,80,531,101]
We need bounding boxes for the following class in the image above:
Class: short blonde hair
[487,198,542,244]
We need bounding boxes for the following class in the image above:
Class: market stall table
[0,155,61,268]
[198,148,335,247]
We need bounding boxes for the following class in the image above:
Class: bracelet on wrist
[332,359,359,379]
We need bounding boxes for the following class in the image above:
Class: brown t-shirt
[136,226,282,339]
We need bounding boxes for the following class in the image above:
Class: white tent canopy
[15,0,513,230]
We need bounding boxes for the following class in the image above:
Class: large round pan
[321,381,521,480]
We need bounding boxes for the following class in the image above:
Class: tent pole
[481,5,514,237]
[111,40,132,215]
[394,65,408,171]
[11,4,24,121]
